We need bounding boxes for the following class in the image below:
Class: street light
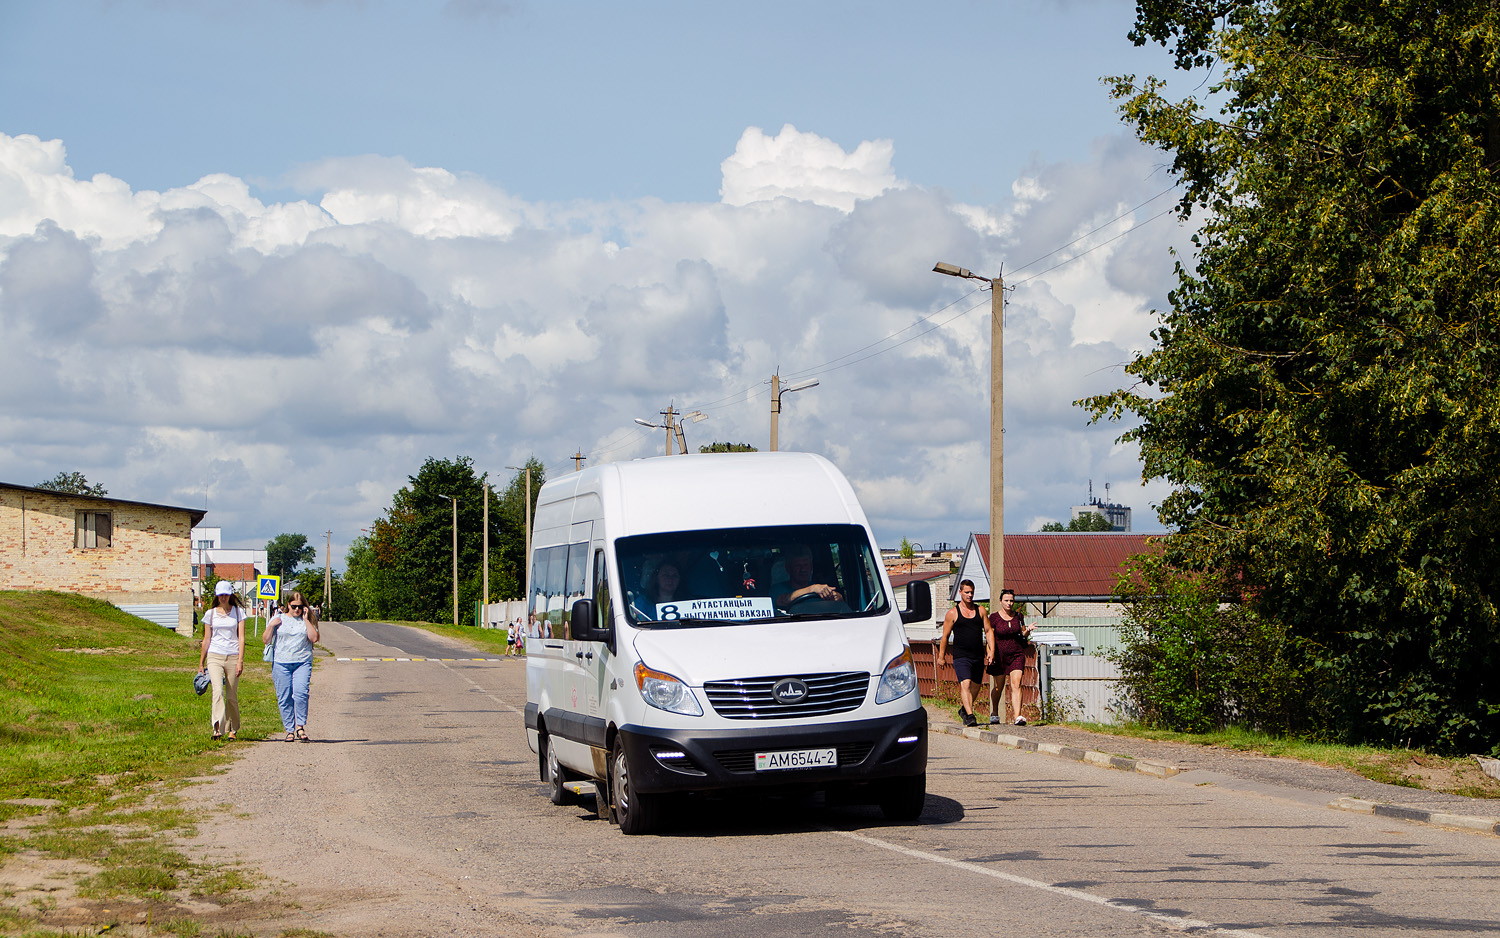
[674,410,706,454]
[933,260,1004,599]
[438,494,458,626]
[635,404,703,455]
[770,375,819,452]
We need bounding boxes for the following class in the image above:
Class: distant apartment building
[1070,481,1132,532]
[190,526,268,603]
[0,482,205,634]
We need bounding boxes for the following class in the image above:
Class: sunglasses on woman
[288,604,304,610]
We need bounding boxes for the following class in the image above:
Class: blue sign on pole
[257,575,281,600]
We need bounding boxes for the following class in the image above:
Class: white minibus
[524,452,931,834]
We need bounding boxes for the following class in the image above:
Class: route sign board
[257,575,281,600]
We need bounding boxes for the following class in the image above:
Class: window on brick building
[75,511,113,549]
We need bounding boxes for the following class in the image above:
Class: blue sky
[0,0,1197,564]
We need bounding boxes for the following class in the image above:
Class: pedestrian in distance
[987,588,1034,726]
[264,590,320,742]
[198,581,246,741]
[936,578,993,727]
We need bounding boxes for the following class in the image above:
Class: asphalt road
[184,621,1500,937]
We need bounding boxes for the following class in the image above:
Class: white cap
[214,581,234,596]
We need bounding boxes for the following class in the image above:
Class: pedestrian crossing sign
[257,575,281,600]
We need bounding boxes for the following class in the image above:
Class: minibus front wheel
[610,742,663,835]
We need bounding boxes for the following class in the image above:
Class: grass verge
[0,590,283,934]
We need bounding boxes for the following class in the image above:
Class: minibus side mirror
[570,599,615,653]
[570,599,594,641]
[899,579,932,625]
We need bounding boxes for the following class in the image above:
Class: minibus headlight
[634,662,704,716]
[875,647,917,704]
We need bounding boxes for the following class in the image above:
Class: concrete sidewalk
[925,704,1500,837]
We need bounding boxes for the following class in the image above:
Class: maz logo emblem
[772,679,809,705]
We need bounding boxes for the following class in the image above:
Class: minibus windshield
[618,524,890,627]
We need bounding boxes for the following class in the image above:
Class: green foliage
[344,457,544,625]
[1086,1,1500,753]
[265,533,315,582]
[698,441,758,452]
[1110,553,1304,734]
[290,567,352,620]
[1039,521,1065,532]
[34,471,107,496]
[898,537,914,560]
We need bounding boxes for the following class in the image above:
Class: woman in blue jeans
[265,591,320,742]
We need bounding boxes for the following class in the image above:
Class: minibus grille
[702,671,870,719]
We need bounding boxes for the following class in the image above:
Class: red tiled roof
[973,533,1158,599]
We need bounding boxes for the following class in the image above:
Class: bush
[1110,553,1305,734]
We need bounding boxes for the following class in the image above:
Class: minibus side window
[543,545,567,637]
[592,548,611,635]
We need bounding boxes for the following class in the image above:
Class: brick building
[0,482,206,634]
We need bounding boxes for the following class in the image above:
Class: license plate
[755,748,838,771]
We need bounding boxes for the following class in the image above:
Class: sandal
[294,727,309,743]
[226,731,236,741]
[285,730,296,742]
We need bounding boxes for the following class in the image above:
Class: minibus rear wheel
[541,732,579,806]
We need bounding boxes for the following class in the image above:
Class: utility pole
[481,473,489,628]
[933,262,1004,597]
[662,404,679,456]
[324,531,332,618]
[572,450,587,471]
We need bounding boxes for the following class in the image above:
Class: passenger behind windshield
[630,559,691,621]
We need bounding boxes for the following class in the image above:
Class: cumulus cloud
[720,124,901,211]
[0,127,1187,560]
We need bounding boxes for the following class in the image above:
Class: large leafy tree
[266,533,316,582]
[35,472,107,496]
[348,457,543,625]
[1089,1,1500,751]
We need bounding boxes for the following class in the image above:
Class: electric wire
[603,189,1181,457]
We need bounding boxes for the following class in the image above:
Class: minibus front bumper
[616,708,927,794]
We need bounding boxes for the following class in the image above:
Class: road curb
[930,721,1180,780]
[930,720,1500,838]
[1331,797,1500,836]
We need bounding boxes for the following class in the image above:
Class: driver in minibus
[772,544,845,610]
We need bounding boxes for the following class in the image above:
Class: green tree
[1087,1,1500,752]
[291,566,352,621]
[355,456,540,626]
[35,472,106,496]
[698,441,758,453]
[1039,521,1065,532]
[266,533,316,582]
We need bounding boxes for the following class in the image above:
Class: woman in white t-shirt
[198,582,247,741]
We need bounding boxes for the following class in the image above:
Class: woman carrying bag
[198,582,246,741]
[264,591,320,742]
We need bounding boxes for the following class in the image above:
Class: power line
[1008,185,1180,275]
